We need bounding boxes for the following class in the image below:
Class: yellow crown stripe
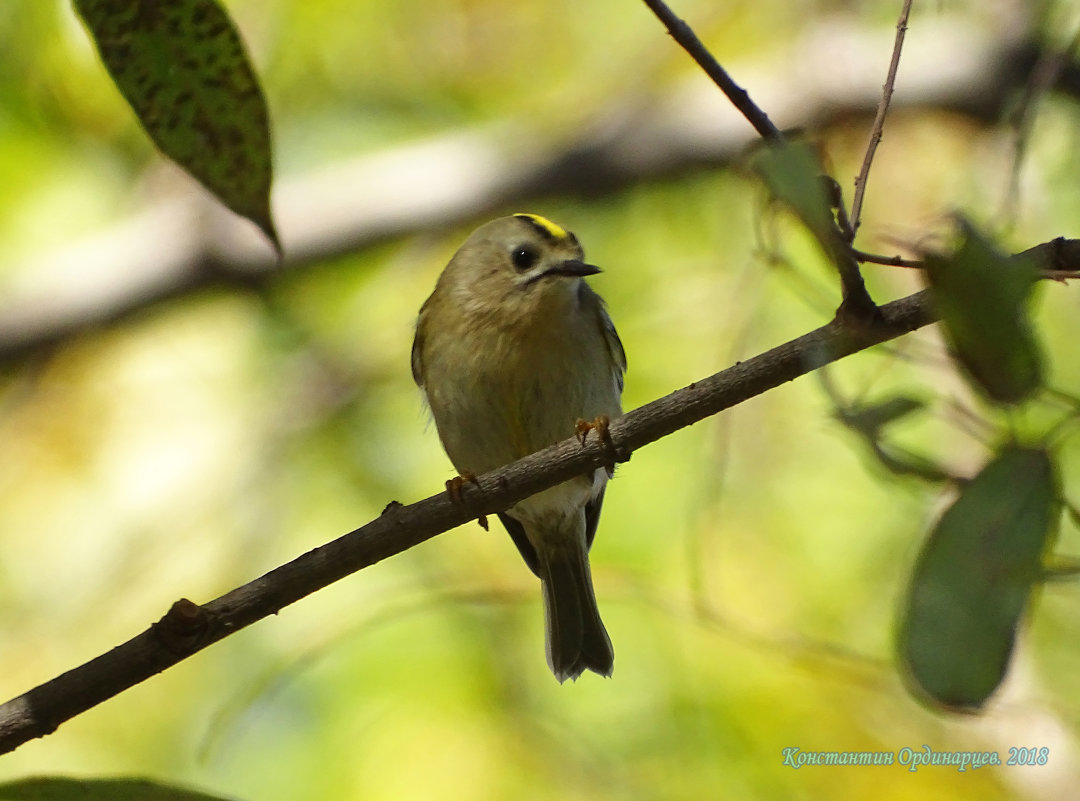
[513,213,569,241]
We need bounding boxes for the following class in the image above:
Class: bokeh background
[3,0,1080,798]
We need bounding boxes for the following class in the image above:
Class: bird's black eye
[512,245,539,271]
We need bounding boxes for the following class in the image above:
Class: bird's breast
[422,303,619,475]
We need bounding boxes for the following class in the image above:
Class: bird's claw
[445,471,479,503]
[576,415,619,474]
[445,472,486,529]
[575,415,612,448]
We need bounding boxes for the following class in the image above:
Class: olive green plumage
[412,214,626,682]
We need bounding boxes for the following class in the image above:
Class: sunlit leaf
[73,0,280,253]
[923,221,1041,404]
[749,141,835,245]
[899,446,1058,710]
[0,777,236,801]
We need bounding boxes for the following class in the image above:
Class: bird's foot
[445,472,487,529]
[445,471,479,502]
[575,415,612,447]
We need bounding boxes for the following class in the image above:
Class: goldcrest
[412,213,626,682]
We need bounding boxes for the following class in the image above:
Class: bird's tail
[539,539,614,682]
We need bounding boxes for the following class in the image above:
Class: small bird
[411,213,626,681]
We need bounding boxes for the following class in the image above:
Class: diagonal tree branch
[0,282,940,755]
[7,232,1080,754]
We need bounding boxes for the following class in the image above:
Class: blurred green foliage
[900,447,1059,710]
[3,1,1080,799]
[924,223,1043,404]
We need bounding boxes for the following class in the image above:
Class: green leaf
[899,446,1059,710]
[748,141,835,245]
[923,221,1042,404]
[0,777,237,801]
[73,0,280,253]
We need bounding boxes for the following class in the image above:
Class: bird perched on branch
[412,213,626,681]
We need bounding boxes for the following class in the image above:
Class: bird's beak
[545,259,601,278]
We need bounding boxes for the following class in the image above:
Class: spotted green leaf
[923,221,1041,404]
[73,0,280,253]
[899,446,1058,710]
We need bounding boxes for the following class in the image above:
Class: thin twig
[851,248,923,268]
[853,239,1080,280]
[850,0,914,236]
[640,0,783,141]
